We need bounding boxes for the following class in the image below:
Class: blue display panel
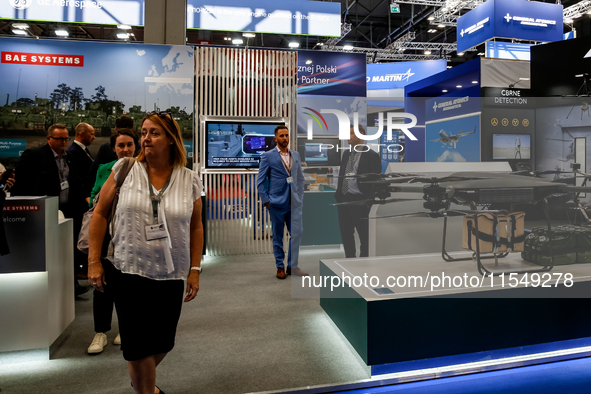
[457,0,563,53]
[425,87,482,123]
[456,0,495,53]
[367,60,447,91]
[206,121,283,168]
[2,0,341,37]
[186,0,341,36]
[1,0,143,25]
[297,51,366,97]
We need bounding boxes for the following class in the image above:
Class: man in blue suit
[257,125,308,279]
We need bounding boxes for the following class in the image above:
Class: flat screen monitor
[206,121,284,168]
[297,138,341,167]
[492,134,531,160]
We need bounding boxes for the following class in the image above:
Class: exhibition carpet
[330,357,591,394]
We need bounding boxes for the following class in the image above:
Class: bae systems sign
[1,51,84,67]
[366,59,446,90]
[456,0,563,53]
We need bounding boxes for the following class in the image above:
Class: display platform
[319,252,591,375]
[0,196,75,359]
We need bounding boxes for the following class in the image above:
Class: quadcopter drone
[333,166,591,275]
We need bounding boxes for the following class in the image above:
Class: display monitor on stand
[203,118,289,169]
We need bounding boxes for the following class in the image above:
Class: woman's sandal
[131,382,164,394]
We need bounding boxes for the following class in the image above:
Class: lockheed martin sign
[366,59,447,90]
[457,0,563,53]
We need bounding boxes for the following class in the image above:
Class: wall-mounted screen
[206,121,284,168]
[297,137,341,167]
[492,134,531,160]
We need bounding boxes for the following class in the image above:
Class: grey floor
[0,248,370,394]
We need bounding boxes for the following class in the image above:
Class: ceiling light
[116,32,130,39]
[447,65,452,69]
[458,52,464,56]
[477,52,485,56]
[472,80,478,84]
[232,38,244,45]
[438,24,445,28]
[12,29,28,35]
[424,50,432,55]
[428,16,435,20]
[318,42,324,46]
[428,29,437,33]
[243,32,255,38]
[456,85,462,88]
[442,89,448,92]
[55,29,69,37]
[343,45,354,50]
[565,18,574,23]
[117,24,132,30]
[305,59,313,65]
[587,10,591,14]
[223,37,231,41]
[288,42,300,48]
[519,77,530,81]
[12,23,29,29]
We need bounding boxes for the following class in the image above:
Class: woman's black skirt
[104,259,184,361]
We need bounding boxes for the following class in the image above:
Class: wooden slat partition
[196,47,297,256]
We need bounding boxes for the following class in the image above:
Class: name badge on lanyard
[60,180,69,190]
[145,223,169,241]
[286,176,293,184]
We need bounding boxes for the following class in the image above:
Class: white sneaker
[113,333,121,346]
[88,333,108,354]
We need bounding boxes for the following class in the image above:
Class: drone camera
[571,163,581,171]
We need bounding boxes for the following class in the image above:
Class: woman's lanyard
[146,169,173,224]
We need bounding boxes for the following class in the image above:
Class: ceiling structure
[0,0,590,67]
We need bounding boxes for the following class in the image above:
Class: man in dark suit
[13,124,74,215]
[257,125,308,279]
[12,123,88,295]
[67,122,96,276]
[334,125,382,258]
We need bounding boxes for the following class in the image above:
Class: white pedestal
[0,196,74,358]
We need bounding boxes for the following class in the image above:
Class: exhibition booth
[1,0,591,390]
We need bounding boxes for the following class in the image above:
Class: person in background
[87,128,139,355]
[68,123,96,279]
[88,112,203,394]
[12,124,88,296]
[257,125,308,279]
[85,115,135,203]
[334,125,382,258]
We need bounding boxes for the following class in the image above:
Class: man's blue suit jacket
[257,148,305,210]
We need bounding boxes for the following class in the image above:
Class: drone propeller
[331,197,417,206]
[370,208,510,220]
